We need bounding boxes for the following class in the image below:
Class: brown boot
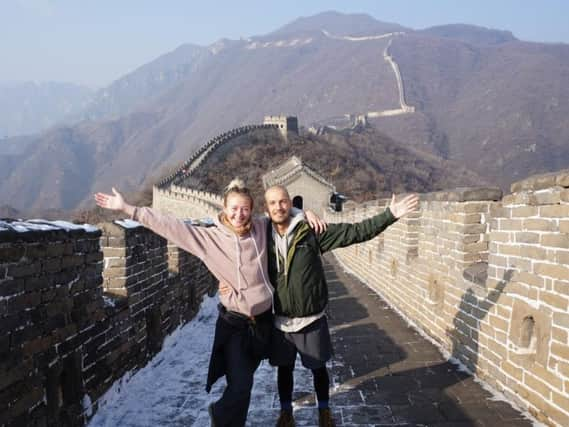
[276,409,295,427]
[318,408,336,427]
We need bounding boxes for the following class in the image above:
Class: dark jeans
[209,306,273,427]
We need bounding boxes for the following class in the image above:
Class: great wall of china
[153,123,280,218]
[245,29,415,127]
[321,30,415,120]
[2,163,568,426]
[1,29,568,426]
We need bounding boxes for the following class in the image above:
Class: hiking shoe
[276,409,295,427]
[318,408,336,427]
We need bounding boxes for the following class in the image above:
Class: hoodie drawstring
[234,235,242,290]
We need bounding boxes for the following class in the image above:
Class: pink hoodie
[133,207,273,317]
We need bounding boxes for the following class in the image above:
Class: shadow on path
[290,255,531,426]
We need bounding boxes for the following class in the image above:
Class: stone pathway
[89,254,535,427]
[308,254,535,427]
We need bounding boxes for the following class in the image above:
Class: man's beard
[270,211,289,224]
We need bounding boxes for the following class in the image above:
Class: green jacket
[267,208,397,317]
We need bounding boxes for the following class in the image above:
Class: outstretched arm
[318,193,419,252]
[94,188,210,260]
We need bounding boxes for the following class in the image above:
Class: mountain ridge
[1,12,567,214]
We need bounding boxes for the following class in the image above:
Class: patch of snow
[28,220,99,232]
[114,219,141,229]
[102,295,116,308]
[83,394,93,418]
[0,219,98,233]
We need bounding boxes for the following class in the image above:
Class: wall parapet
[324,171,569,427]
[0,219,216,427]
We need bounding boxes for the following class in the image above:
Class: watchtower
[263,115,299,138]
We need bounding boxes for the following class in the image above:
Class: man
[264,185,418,427]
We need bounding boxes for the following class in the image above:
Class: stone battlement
[324,169,569,427]
[0,220,216,426]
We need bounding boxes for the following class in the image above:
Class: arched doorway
[292,195,303,209]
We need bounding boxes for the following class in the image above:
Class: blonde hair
[223,178,254,208]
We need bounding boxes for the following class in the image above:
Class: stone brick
[552,392,569,419]
[553,313,569,329]
[551,326,568,343]
[519,246,547,260]
[557,360,569,378]
[458,242,488,253]
[555,170,569,187]
[534,263,569,280]
[515,232,540,244]
[498,219,523,231]
[488,313,508,331]
[497,244,520,256]
[501,360,523,381]
[524,373,553,400]
[512,271,544,288]
[0,279,25,298]
[533,188,563,205]
[41,259,62,273]
[508,257,532,271]
[540,205,568,218]
[460,224,487,234]
[511,206,539,217]
[511,173,558,193]
[450,213,482,224]
[24,277,49,292]
[540,291,568,311]
[0,245,25,262]
[462,202,491,213]
[7,263,41,278]
[489,204,509,218]
[61,254,85,269]
[541,234,569,249]
[560,220,569,233]
[523,218,557,231]
[7,292,41,314]
[85,252,104,263]
[531,364,564,390]
[553,280,569,295]
[46,243,67,257]
[489,231,511,242]
[551,342,569,360]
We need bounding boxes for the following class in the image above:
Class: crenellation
[0,219,216,427]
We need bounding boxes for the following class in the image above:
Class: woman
[94,180,322,427]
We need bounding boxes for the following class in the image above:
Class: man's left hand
[305,209,327,234]
[389,194,420,218]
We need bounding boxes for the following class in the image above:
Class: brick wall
[0,220,216,427]
[325,169,569,427]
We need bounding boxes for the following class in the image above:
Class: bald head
[265,185,292,226]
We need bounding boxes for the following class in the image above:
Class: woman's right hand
[94,187,130,213]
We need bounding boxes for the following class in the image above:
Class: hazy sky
[3,0,568,87]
